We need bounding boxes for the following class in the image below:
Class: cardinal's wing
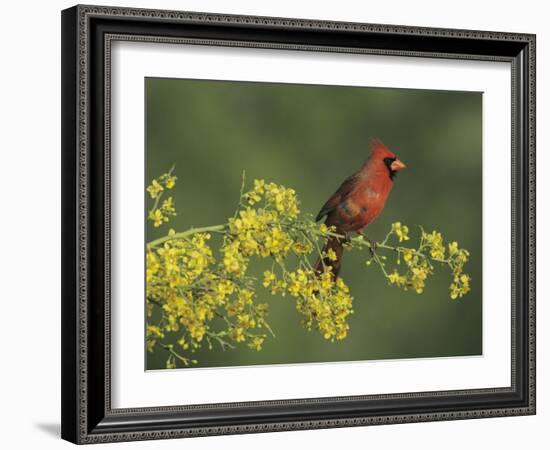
[315,172,361,222]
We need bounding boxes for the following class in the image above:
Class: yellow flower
[253,179,265,193]
[282,267,353,342]
[410,267,428,293]
[164,176,177,189]
[146,251,160,283]
[222,240,247,275]
[423,230,445,259]
[271,279,287,295]
[392,222,410,242]
[293,241,312,255]
[189,323,206,341]
[238,288,254,305]
[387,270,404,286]
[450,273,471,299]
[448,241,459,255]
[264,227,292,256]
[246,192,262,205]
[326,248,338,262]
[146,179,164,199]
[248,336,264,351]
[263,182,300,218]
[231,327,246,343]
[147,196,176,228]
[161,197,176,215]
[263,270,276,287]
[146,324,165,338]
[149,209,165,227]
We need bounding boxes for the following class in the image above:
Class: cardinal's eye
[383,157,396,166]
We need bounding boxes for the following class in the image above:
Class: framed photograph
[61,4,536,444]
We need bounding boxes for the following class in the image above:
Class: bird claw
[358,232,377,253]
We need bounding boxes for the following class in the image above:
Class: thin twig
[147,224,228,248]
[160,344,195,366]
[234,170,247,218]
[205,331,235,351]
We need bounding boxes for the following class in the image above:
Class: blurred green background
[145,77,482,370]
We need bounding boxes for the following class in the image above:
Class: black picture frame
[61,4,536,444]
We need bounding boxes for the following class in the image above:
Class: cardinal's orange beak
[390,159,406,171]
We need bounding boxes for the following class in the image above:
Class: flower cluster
[147,232,272,364]
[447,241,471,299]
[365,223,471,299]
[146,169,472,368]
[148,196,176,227]
[146,174,275,368]
[220,180,304,275]
[222,179,352,341]
[392,222,410,242]
[146,172,177,199]
[423,230,445,259]
[264,267,353,341]
[387,252,432,294]
[227,208,292,260]
[146,170,178,227]
[244,179,300,219]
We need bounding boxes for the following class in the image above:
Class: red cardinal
[315,139,406,277]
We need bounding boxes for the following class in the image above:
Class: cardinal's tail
[315,235,344,278]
